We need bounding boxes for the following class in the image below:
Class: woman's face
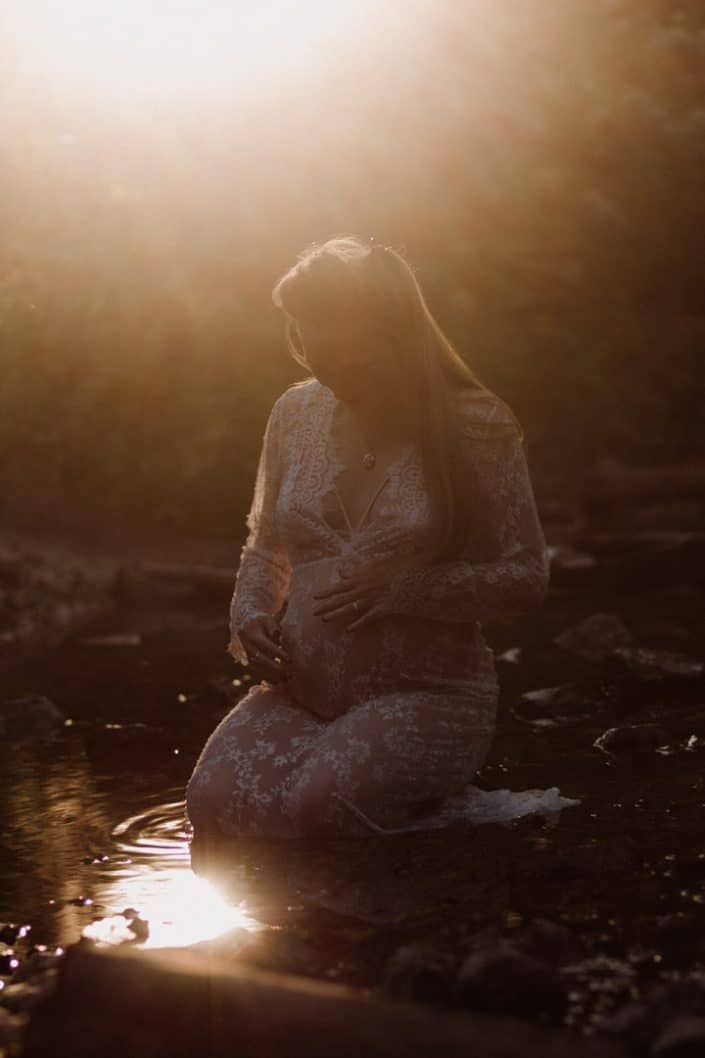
[296,318,399,406]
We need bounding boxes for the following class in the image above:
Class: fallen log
[22,939,623,1058]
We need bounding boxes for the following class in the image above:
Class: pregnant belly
[277,557,496,721]
[278,557,360,720]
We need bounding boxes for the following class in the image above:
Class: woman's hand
[228,614,292,684]
[312,556,406,631]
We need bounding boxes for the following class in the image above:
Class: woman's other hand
[312,554,413,631]
[228,614,292,684]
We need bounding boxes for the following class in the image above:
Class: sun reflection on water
[82,799,258,949]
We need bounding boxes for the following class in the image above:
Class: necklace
[356,422,377,470]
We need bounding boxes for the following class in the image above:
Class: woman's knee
[286,766,383,838]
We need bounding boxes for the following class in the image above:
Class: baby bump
[278,557,357,719]
[278,556,499,721]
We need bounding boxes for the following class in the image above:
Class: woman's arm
[375,393,550,624]
[228,394,292,664]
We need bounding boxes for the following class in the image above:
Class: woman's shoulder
[272,376,323,421]
[451,384,522,441]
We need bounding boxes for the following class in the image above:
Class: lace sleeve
[228,394,292,663]
[376,393,550,625]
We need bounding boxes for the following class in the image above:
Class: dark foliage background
[2,0,704,542]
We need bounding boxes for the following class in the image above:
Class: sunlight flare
[7,0,382,100]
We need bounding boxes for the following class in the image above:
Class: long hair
[271,234,523,564]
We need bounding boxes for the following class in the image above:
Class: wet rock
[380,944,456,1006]
[553,612,636,663]
[604,646,705,685]
[561,955,637,1026]
[594,723,671,755]
[596,975,705,1052]
[514,678,619,725]
[652,1015,705,1056]
[21,938,619,1058]
[0,696,65,740]
[82,911,149,946]
[513,918,585,967]
[456,940,567,1020]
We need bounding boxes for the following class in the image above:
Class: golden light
[6,0,385,102]
[82,866,258,949]
[82,801,259,949]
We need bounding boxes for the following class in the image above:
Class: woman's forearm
[378,545,549,624]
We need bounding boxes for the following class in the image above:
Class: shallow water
[2,599,705,1038]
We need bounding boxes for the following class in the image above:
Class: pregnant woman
[185,235,550,843]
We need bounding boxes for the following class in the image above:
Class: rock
[82,912,148,946]
[594,723,671,755]
[514,679,619,725]
[604,647,705,684]
[561,956,637,1027]
[652,1014,705,1056]
[457,941,567,1020]
[0,696,65,740]
[553,612,635,663]
[21,939,622,1058]
[380,944,456,1006]
[596,976,705,1052]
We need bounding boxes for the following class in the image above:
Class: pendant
[362,451,376,469]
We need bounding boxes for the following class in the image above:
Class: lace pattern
[187,377,550,838]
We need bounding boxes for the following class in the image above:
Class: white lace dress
[185,378,550,838]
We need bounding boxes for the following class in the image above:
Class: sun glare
[6,0,382,102]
